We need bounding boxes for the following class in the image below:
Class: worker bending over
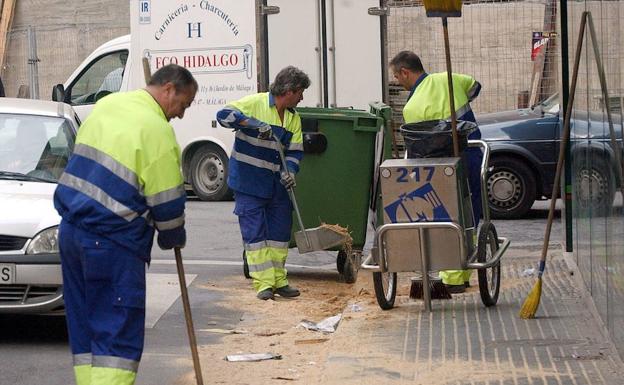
[54,64,197,385]
[217,66,310,300]
[390,50,482,294]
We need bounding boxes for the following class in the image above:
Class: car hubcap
[195,153,224,195]
[487,170,521,209]
[576,168,607,207]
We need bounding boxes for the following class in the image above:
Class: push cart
[361,139,510,311]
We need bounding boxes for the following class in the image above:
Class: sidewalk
[318,252,624,384]
[174,248,624,385]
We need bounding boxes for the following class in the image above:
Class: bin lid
[298,107,382,133]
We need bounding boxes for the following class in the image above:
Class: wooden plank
[0,0,17,71]
[529,0,558,106]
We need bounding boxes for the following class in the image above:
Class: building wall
[3,0,130,98]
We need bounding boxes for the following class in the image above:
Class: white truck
[52,0,383,201]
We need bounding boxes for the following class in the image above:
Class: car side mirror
[52,84,65,102]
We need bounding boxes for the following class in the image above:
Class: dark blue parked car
[478,94,622,219]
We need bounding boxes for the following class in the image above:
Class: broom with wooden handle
[519,11,624,319]
[518,13,586,320]
[409,15,459,302]
[174,247,205,385]
[142,57,204,383]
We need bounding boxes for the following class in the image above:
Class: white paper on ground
[298,313,342,333]
[225,353,282,362]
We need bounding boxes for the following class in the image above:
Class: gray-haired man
[216,66,310,300]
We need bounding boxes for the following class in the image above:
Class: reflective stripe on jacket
[54,89,185,259]
[403,72,481,124]
[217,92,304,199]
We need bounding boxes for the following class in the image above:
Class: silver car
[0,98,78,314]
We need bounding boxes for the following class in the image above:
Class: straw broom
[519,13,583,319]
[521,12,624,319]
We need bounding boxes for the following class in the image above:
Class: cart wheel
[336,250,346,275]
[477,221,501,307]
[373,271,397,310]
[341,251,360,284]
[242,250,251,279]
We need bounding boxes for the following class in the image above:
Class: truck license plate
[0,264,15,284]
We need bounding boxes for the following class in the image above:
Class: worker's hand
[157,227,186,250]
[257,123,272,140]
[280,170,296,189]
[267,125,293,147]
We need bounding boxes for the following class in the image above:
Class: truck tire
[487,156,536,219]
[190,144,232,201]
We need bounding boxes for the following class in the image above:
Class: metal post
[328,0,337,107]
[27,26,40,99]
[560,0,573,253]
[379,0,389,106]
[260,0,270,91]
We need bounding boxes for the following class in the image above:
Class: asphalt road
[0,198,566,385]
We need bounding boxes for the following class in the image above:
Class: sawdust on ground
[173,269,519,385]
[174,268,379,385]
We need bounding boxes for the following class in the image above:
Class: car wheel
[573,155,615,216]
[487,157,536,219]
[189,144,232,201]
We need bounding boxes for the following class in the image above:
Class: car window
[0,114,75,182]
[67,50,128,106]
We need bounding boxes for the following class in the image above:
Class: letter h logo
[188,22,202,38]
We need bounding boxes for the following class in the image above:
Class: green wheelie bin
[290,104,392,283]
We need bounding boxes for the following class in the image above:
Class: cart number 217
[396,167,435,183]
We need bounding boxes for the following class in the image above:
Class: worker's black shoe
[257,289,274,300]
[445,284,466,294]
[274,285,300,298]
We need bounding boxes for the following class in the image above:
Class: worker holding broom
[390,50,482,294]
[216,66,310,301]
[54,64,197,385]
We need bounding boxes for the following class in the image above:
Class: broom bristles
[519,278,542,319]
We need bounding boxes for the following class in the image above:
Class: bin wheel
[477,221,501,307]
[339,250,360,284]
[373,271,397,310]
[242,250,251,279]
[336,251,346,275]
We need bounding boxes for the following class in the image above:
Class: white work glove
[257,124,272,140]
[280,170,296,189]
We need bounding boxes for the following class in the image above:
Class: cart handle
[467,139,490,223]
[466,237,510,269]
[361,251,381,272]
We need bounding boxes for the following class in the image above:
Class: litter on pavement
[348,303,363,312]
[225,353,282,362]
[521,268,536,277]
[298,313,342,333]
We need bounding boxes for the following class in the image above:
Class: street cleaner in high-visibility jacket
[217,66,310,301]
[390,51,482,294]
[54,64,197,385]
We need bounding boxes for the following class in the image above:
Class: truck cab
[55,35,233,201]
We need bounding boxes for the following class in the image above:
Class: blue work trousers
[234,181,293,291]
[59,220,146,384]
